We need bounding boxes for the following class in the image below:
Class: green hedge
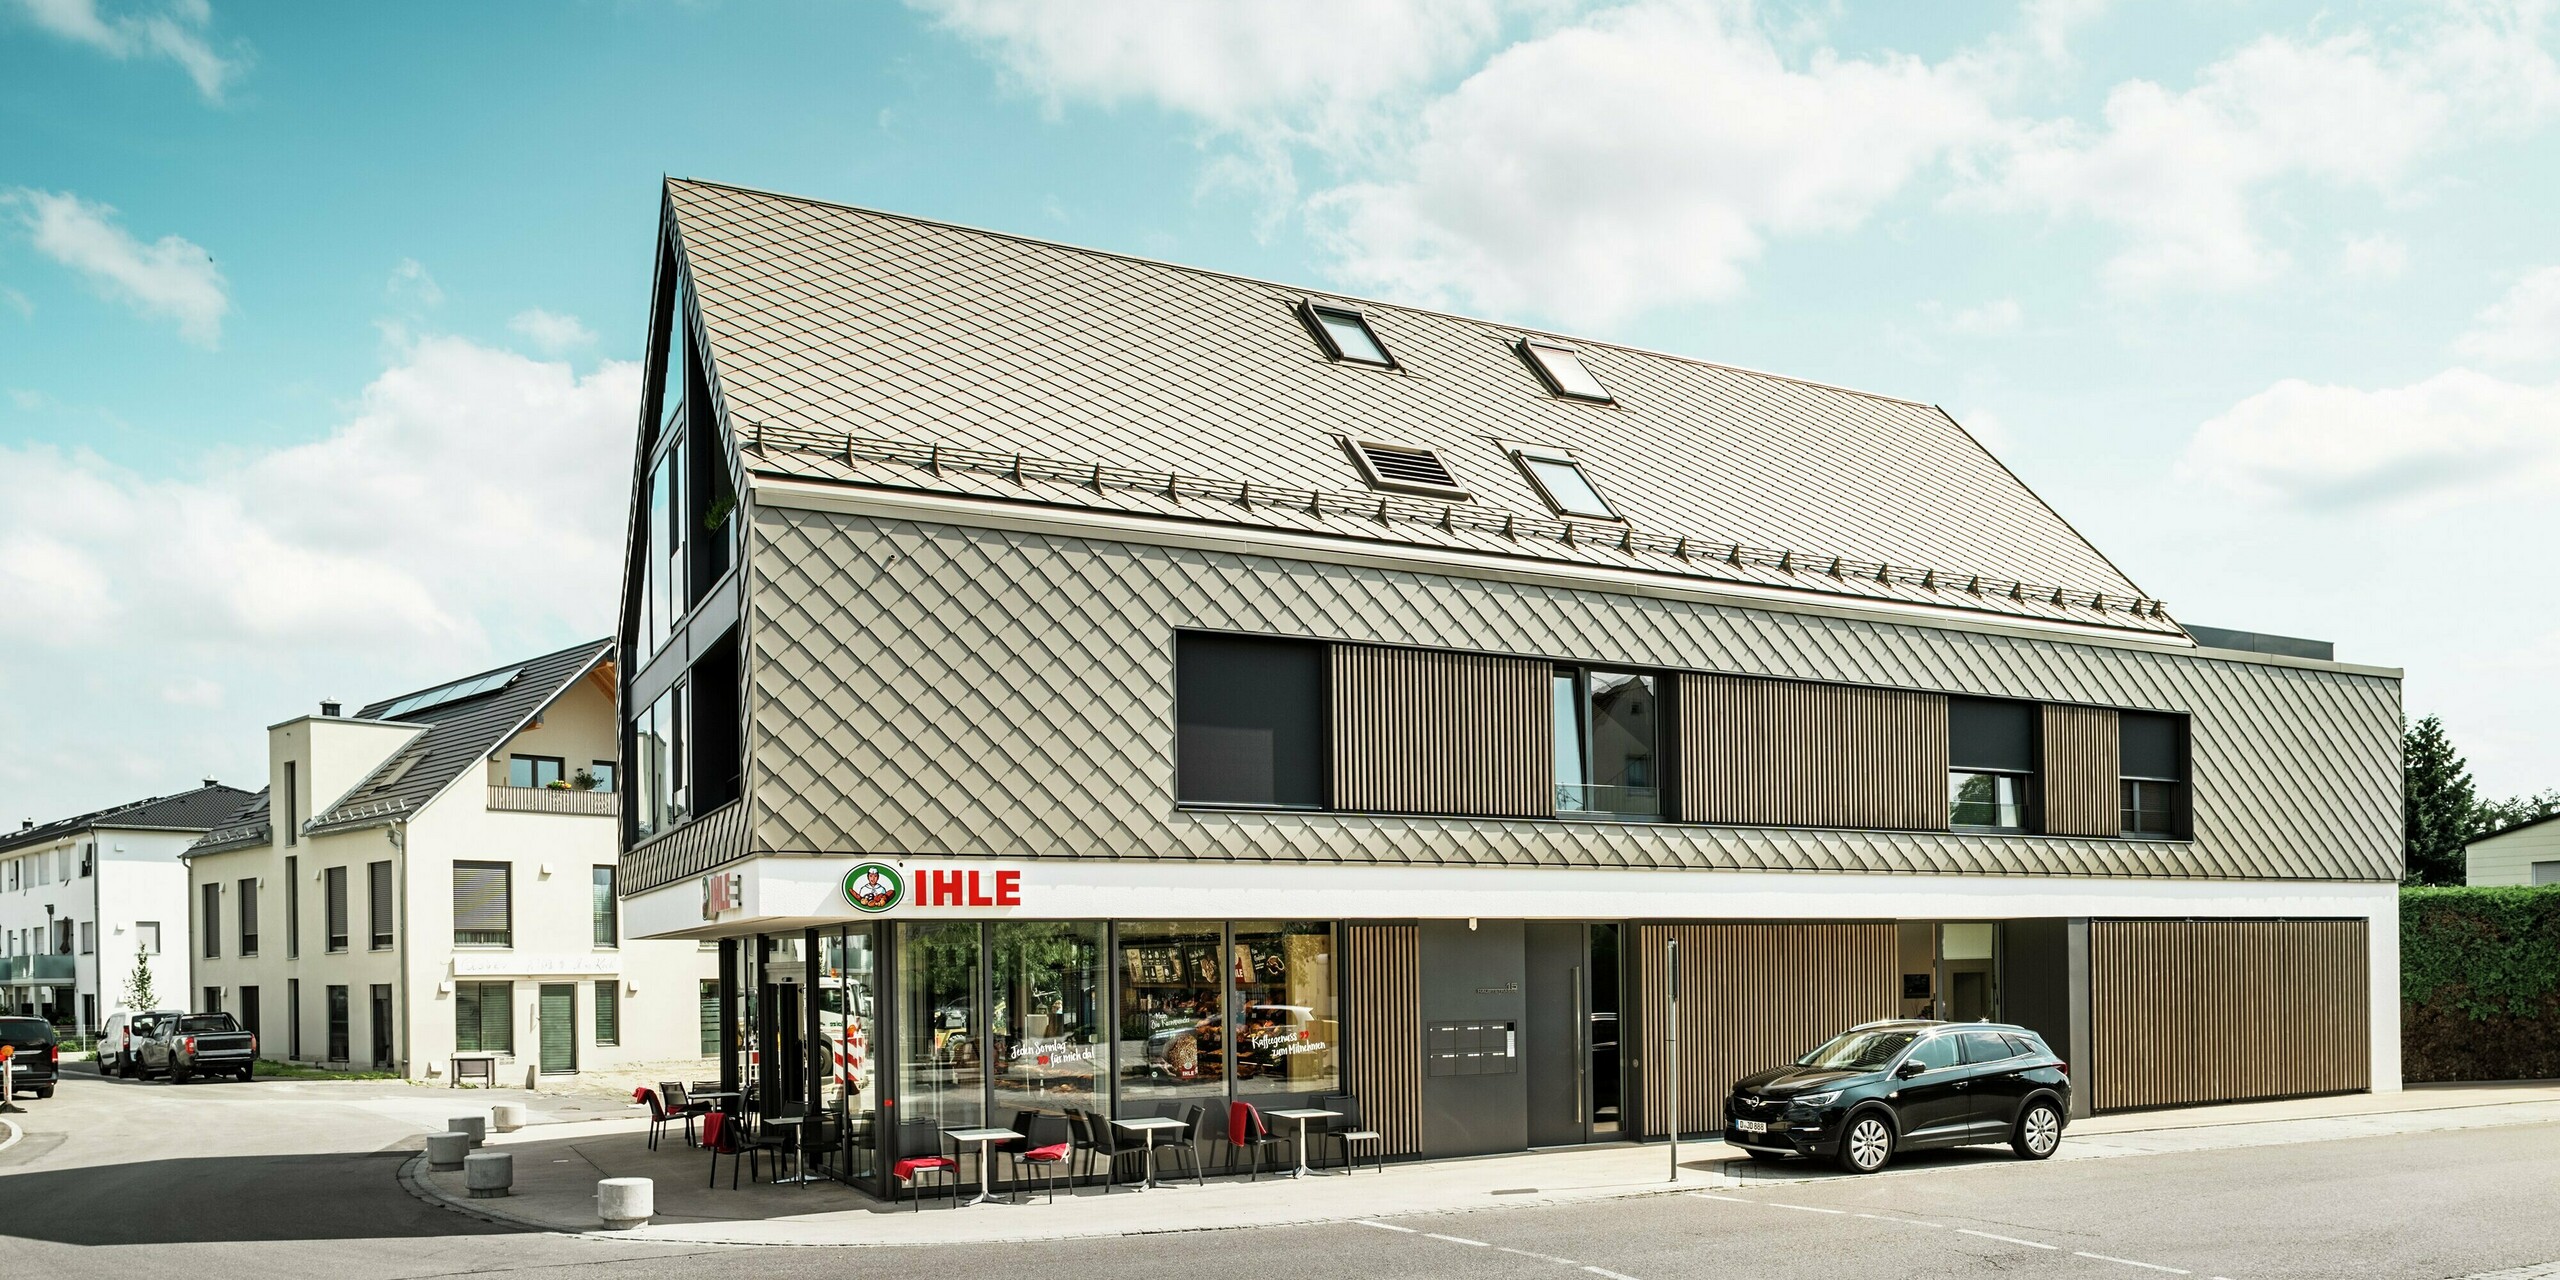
[2402,886,2560,1082]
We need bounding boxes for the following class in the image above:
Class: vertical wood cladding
[2089,919,2369,1112]
[2043,704,2122,837]
[1676,674,1948,830]
[1342,923,1424,1156]
[1633,923,1897,1138]
[1330,643,1551,817]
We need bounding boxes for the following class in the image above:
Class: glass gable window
[1306,303,1392,365]
[508,754,565,789]
[630,680,687,841]
[1175,634,1325,808]
[1949,698,2036,830]
[1117,921,1227,1110]
[1520,340,1612,401]
[1232,921,1339,1097]
[1515,447,1619,519]
[991,921,1105,1121]
[2120,711,2187,837]
[1553,666,1661,818]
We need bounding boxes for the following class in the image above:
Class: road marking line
[1769,1202,1848,1214]
[1957,1229,2060,1249]
[1499,1246,1583,1266]
[1426,1233,1492,1247]
[1854,1212,1945,1228]
[1691,1192,1752,1202]
[1354,1220,1416,1233]
[2074,1252,2189,1274]
[1584,1268,1643,1280]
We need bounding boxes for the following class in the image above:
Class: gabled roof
[186,788,271,857]
[2469,809,2560,846]
[663,178,2178,637]
[3,782,258,857]
[303,639,614,836]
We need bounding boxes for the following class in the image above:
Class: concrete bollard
[447,1114,488,1148]
[426,1131,470,1172]
[490,1102,527,1133]
[596,1177,653,1230]
[464,1150,514,1199]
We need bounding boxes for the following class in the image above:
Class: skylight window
[378,667,522,720]
[1304,302,1394,366]
[1520,339,1612,402]
[1513,446,1619,520]
[1346,438,1468,498]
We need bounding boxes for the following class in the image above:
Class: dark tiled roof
[664,178,2178,636]
[3,782,260,856]
[186,789,272,857]
[306,639,614,834]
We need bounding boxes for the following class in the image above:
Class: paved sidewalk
[405,1080,2560,1246]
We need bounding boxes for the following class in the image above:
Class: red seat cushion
[892,1156,957,1182]
[1021,1142,1071,1162]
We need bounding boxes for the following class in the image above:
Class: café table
[1110,1115,1190,1191]
[1262,1108,1341,1180]
[942,1127,1023,1206]
[762,1112,824,1185]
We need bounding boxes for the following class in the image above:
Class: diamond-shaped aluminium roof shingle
[663,178,2180,637]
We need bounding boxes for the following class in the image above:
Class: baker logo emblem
[843,862,904,913]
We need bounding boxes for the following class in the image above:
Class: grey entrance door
[539,983,576,1074]
[1525,923,1588,1147]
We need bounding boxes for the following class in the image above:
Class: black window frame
[325,865,350,952]
[1948,697,2039,833]
[368,860,394,950]
[453,861,513,948]
[1551,664,1666,821]
[1173,632,1329,812]
[284,855,298,958]
[508,754,568,789]
[2118,711,2191,839]
[1299,300,1396,368]
[237,877,258,956]
[202,882,220,958]
[592,865,619,947]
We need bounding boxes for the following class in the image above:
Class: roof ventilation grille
[1345,439,1469,498]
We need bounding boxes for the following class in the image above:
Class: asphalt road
[6,1068,2558,1280]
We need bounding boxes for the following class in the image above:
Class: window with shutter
[592,866,618,947]
[455,981,514,1054]
[453,862,512,946]
[368,861,394,950]
[594,980,620,1046]
[238,877,259,955]
[203,882,221,957]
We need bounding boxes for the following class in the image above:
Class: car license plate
[1736,1119,1769,1134]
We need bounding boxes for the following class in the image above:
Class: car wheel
[1745,1149,1787,1163]
[2012,1100,2063,1161]
[239,1065,255,1082]
[34,1086,53,1099]
[1837,1112,1895,1174]
[172,1066,190,1085]
[120,1054,137,1079]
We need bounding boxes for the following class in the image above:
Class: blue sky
[5,0,2559,822]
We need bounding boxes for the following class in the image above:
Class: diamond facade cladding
[606,503,2404,894]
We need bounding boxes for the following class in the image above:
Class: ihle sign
[842,862,1022,912]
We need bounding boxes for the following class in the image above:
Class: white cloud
[5,188,228,346]
[2178,367,2560,512]
[507,307,594,352]
[1305,2,2002,325]
[0,335,637,650]
[15,0,245,102]
[386,257,443,308]
[159,676,221,708]
[2337,232,2409,281]
[1936,297,2022,336]
[1984,12,2559,294]
[2454,265,2560,367]
[906,0,1528,128]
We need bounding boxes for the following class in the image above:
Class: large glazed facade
[618,179,2402,1191]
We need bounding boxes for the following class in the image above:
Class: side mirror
[1895,1058,1928,1079]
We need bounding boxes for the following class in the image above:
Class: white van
[99,1008,183,1079]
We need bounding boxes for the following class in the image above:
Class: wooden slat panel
[1342,923,1423,1155]
[1676,674,1948,829]
[2042,704,2120,837]
[2089,919,2369,1112]
[1330,644,1550,818]
[1632,922,1898,1138]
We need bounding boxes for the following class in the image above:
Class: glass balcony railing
[1554,783,1661,819]
[0,954,77,984]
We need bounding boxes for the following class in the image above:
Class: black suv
[1,1015,60,1099]
[1723,1020,2069,1174]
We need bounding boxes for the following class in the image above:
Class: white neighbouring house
[185,640,717,1080]
[2,782,253,1035]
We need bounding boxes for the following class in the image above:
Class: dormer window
[1345,437,1468,498]
[1520,339,1612,402]
[1304,302,1394,367]
[1513,445,1618,520]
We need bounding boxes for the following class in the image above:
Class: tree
[2472,788,2560,839]
[2403,715,2478,886]
[123,952,158,1012]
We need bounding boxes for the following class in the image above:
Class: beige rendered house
[2465,814,2560,886]
[612,178,2405,1193]
[186,641,716,1081]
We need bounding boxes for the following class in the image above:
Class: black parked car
[1723,1019,2069,1174]
[1,1016,60,1099]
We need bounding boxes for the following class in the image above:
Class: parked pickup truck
[139,1012,256,1084]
